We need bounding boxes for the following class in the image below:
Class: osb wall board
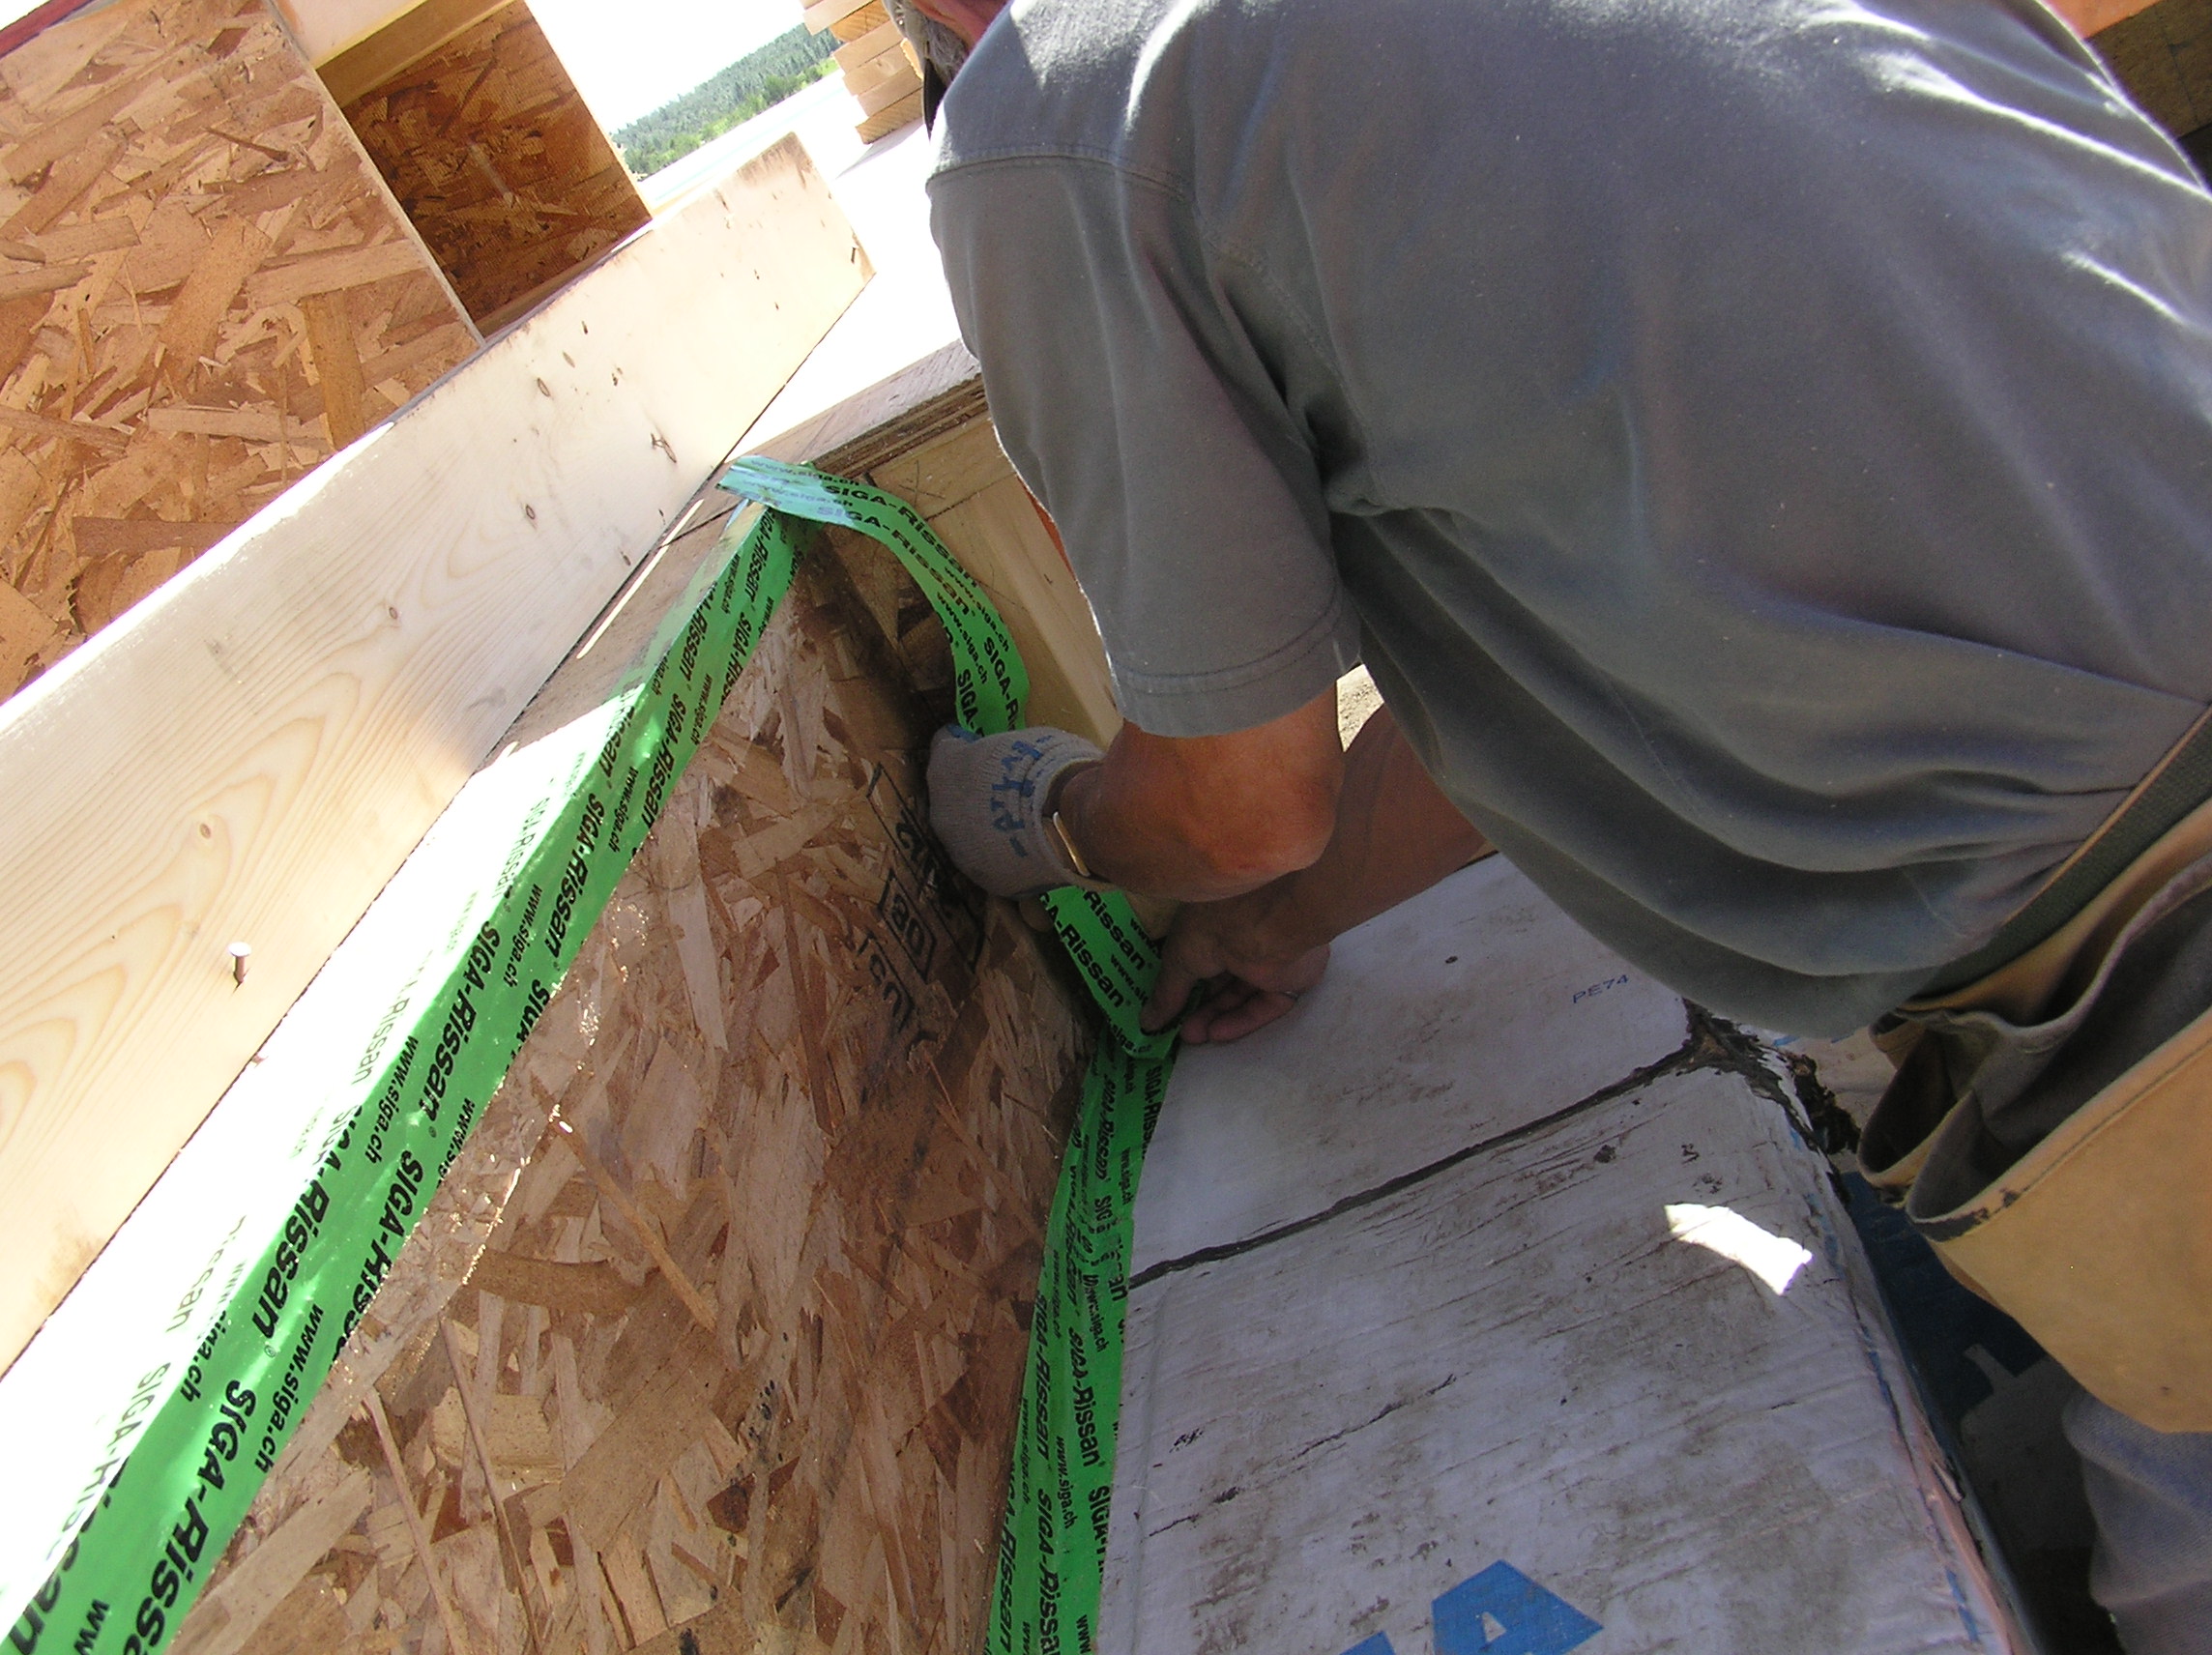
[179,508,1092,1655]
[340,2,651,332]
[0,131,860,1422]
[2090,0,2212,136]
[2061,0,2162,36]
[0,0,481,703]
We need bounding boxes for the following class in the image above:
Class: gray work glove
[927,725,1106,899]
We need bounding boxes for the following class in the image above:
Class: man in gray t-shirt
[908,0,2212,1642]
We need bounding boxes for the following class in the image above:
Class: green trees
[615,28,839,178]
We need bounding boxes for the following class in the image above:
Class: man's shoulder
[930,0,1253,180]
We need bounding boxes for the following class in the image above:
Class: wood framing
[315,0,509,102]
[0,132,863,1384]
[338,1,650,330]
[162,245,1132,1655]
[807,0,922,141]
[0,0,482,703]
[175,471,1091,1655]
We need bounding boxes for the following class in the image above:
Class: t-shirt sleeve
[929,156,1359,738]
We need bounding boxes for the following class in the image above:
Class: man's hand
[926,725,1105,898]
[1142,884,1330,1044]
[1055,688,1345,903]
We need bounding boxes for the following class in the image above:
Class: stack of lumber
[0,0,481,704]
[332,0,651,332]
[803,0,924,146]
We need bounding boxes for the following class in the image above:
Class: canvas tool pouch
[1859,794,2212,1432]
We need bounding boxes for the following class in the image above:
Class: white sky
[525,0,806,131]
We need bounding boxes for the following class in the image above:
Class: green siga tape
[722,457,1174,1655]
[9,458,1169,1655]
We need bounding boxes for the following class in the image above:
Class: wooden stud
[0,133,863,1595]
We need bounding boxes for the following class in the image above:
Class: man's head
[888,0,1006,122]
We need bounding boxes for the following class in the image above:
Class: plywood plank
[181,509,1091,1655]
[340,0,650,327]
[0,0,482,704]
[0,132,862,1386]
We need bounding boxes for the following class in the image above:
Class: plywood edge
[316,0,511,103]
[0,136,864,1619]
[4,469,764,1648]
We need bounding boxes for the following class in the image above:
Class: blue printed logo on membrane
[1341,1562,1602,1655]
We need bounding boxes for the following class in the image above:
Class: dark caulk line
[1126,1004,1746,1291]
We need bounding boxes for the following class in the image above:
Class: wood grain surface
[0,133,862,1378]
[0,0,482,704]
[340,1,650,329]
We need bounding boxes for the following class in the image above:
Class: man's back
[930,0,2212,1030]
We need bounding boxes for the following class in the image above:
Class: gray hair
[885,0,970,88]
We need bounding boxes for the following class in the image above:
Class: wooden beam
[832,15,903,71]
[802,0,871,33]
[0,134,862,1402]
[316,0,510,102]
[852,61,922,118]
[165,462,1093,1655]
[857,87,924,142]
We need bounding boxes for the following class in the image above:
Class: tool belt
[1859,707,2212,1433]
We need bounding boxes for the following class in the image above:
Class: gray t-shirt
[927,0,2212,1034]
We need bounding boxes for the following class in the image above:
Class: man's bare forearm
[1054,686,1346,902]
[1138,705,1490,1038]
[1236,705,1490,955]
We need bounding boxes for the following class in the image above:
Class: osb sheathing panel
[0,0,479,702]
[2091,0,2212,136]
[177,519,1093,1655]
[341,2,651,331]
